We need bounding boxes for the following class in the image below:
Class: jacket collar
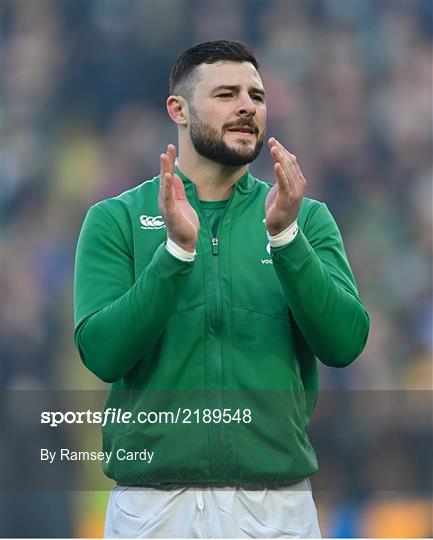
[174,165,256,195]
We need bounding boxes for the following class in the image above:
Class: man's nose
[237,93,256,117]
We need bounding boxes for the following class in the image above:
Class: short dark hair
[169,40,259,98]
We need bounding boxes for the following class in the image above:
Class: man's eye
[217,93,233,98]
[252,95,264,102]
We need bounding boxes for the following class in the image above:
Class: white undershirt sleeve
[267,220,299,248]
[165,237,196,262]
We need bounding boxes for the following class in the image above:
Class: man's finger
[167,144,176,175]
[274,138,295,160]
[269,137,290,157]
[162,172,175,207]
[271,145,296,189]
[270,144,283,165]
[273,140,302,177]
[271,143,302,191]
[273,140,305,184]
[160,153,167,177]
[285,156,299,188]
[282,154,305,195]
[292,159,307,184]
[173,173,187,200]
[268,137,277,150]
[270,143,292,171]
[159,154,168,203]
[274,163,291,193]
[274,141,297,171]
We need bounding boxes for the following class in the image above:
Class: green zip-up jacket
[74,169,369,488]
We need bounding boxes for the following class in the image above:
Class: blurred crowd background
[2,0,432,537]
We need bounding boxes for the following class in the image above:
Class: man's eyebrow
[211,84,266,97]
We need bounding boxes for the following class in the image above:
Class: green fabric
[74,169,370,488]
[200,199,228,237]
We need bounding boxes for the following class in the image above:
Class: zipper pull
[211,237,219,255]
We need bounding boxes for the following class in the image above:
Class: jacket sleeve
[271,202,370,367]
[73,203,194,383]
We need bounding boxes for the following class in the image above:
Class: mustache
[224,120,259,134]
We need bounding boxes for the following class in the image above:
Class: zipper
[190,184,236,481]
[211,237,219,255]
[211,234,226,479]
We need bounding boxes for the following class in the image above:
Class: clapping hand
[265,138,307,236]
[158,144,200,253]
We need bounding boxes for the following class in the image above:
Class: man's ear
[167,95,188,126]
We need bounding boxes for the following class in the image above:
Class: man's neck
[177,153,249,202]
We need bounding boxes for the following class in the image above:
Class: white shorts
[104,479,322,538]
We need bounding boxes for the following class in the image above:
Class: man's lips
[227,126,257,135]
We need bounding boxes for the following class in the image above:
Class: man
[74,40,369,538]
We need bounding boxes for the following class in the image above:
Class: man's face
[187,61,267,167]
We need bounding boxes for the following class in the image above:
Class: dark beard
[189,110,264,167]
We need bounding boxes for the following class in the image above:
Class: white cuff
[267,220,299,248]
[165,237,196,262]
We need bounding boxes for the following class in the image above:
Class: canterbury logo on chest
[139,215,165,230]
